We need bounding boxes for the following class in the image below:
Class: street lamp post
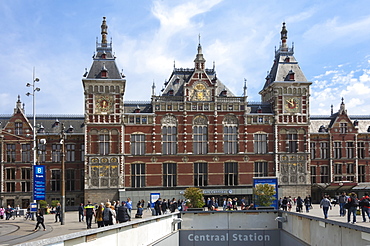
[26,71,40,203]
[60,123,66,225]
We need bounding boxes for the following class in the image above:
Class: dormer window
[286,70,295,81]
[101,51,107,59]
[257,106,262,113]
[173,76,180,85]
[38,124,45,133]
[67,125,74,133]
[284,56,290,62]
[319,125,326,132]
[134,106,140,113]
[221,89,227,97]
[101,63,108,78]
[354,120,359,127]
[168,89,174,96]
[54,119,59,126]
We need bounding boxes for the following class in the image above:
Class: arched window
[193,115,208,154]
[162,115,177,155]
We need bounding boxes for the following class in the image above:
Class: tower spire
[243,78,248,97]
[101,17,108,45]
[194,34,206,70]
[280,22,288,51]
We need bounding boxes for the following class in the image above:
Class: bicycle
[24,212,32,221]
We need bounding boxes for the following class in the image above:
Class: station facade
[1,18,369,207]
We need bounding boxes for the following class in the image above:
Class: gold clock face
[95,95,113,113]
[191,83,209,101]
[285,97,300,113]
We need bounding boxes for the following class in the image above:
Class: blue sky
[1,0,370,116]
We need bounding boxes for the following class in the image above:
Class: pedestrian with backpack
[360,193,370,222]
[347,193,359,224]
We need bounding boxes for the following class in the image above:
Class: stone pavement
[0,207,154,246]
[1,205,370,245]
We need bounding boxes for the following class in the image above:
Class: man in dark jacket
[78,203,84,222]
[117,201,131,223]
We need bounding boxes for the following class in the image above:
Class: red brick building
[1,18,370,207]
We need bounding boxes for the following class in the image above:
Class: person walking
[103,202,114,226]
[34,209,46,231]
[15,205,21,217]
[78,203,84,222]
[117,201,131,222]
[360,193,370,222]
[95,204,104,228]
[84,201,95,229]
[126,198,132,218]
[296,196,303,212]
[0,206,5,219]
[55,203,61,223]
[154,198,162,215]
[347,193,359,224]
[320,195,332,219]
[338,192,348,217]
[304,196,312,213]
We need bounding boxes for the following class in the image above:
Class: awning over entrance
[313,182,357,192]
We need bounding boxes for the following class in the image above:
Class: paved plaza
[0,204,369,245]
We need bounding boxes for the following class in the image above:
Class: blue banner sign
[33,165,46,201]
[150,193,160,208]
[253,177,278,209]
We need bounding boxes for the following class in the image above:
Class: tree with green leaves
[253,183,276,207]
[183,187,205,208]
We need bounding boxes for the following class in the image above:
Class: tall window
[334,142,342,159]
[346,142,354,159]
[224,126,238,154]
[194,162,208,186]
[81,144,85,161]
[6,182,15,192]
[163,163,177,187]
[39,143,46,163]
[254,162,268,177]
[6,168,16,180]
[254,134,267,154]
[347,163,355,174]
[21,168,31,179]
[340,123,347,133]
[52,144,61,162]
[162,126,177,155]
[51,170,61,191]
[287,134,297,153]
[334,163,342,175]
[66,169,75,191]
[6,144,16,162]
[22,144,31,162]
[193,115,208,155]
[358,142,365,159]
[99,134,110,155]
[131,163,145,187]
[15,122,23,135]
[311,166,316,183]
[66,144,75,162]
[320,142,329,159]
[310,142,316,159]
[320,166,329,183]
[359,166,365,182]
[21,181,31,192]
[225,162,238,185]
[131,134,145,155]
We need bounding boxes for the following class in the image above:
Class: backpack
[360,198,370,207]
[350,197,359,207]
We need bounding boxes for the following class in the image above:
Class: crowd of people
[278,195,312,213]
[319,192,370,224]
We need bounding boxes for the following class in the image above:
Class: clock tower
[82,17,126,202]
[260,23,312,197]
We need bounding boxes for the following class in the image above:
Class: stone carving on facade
[193,115,208,125]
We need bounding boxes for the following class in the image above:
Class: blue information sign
[253,177,278,209]
[150,193,160,208]
[33,165,46,201]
